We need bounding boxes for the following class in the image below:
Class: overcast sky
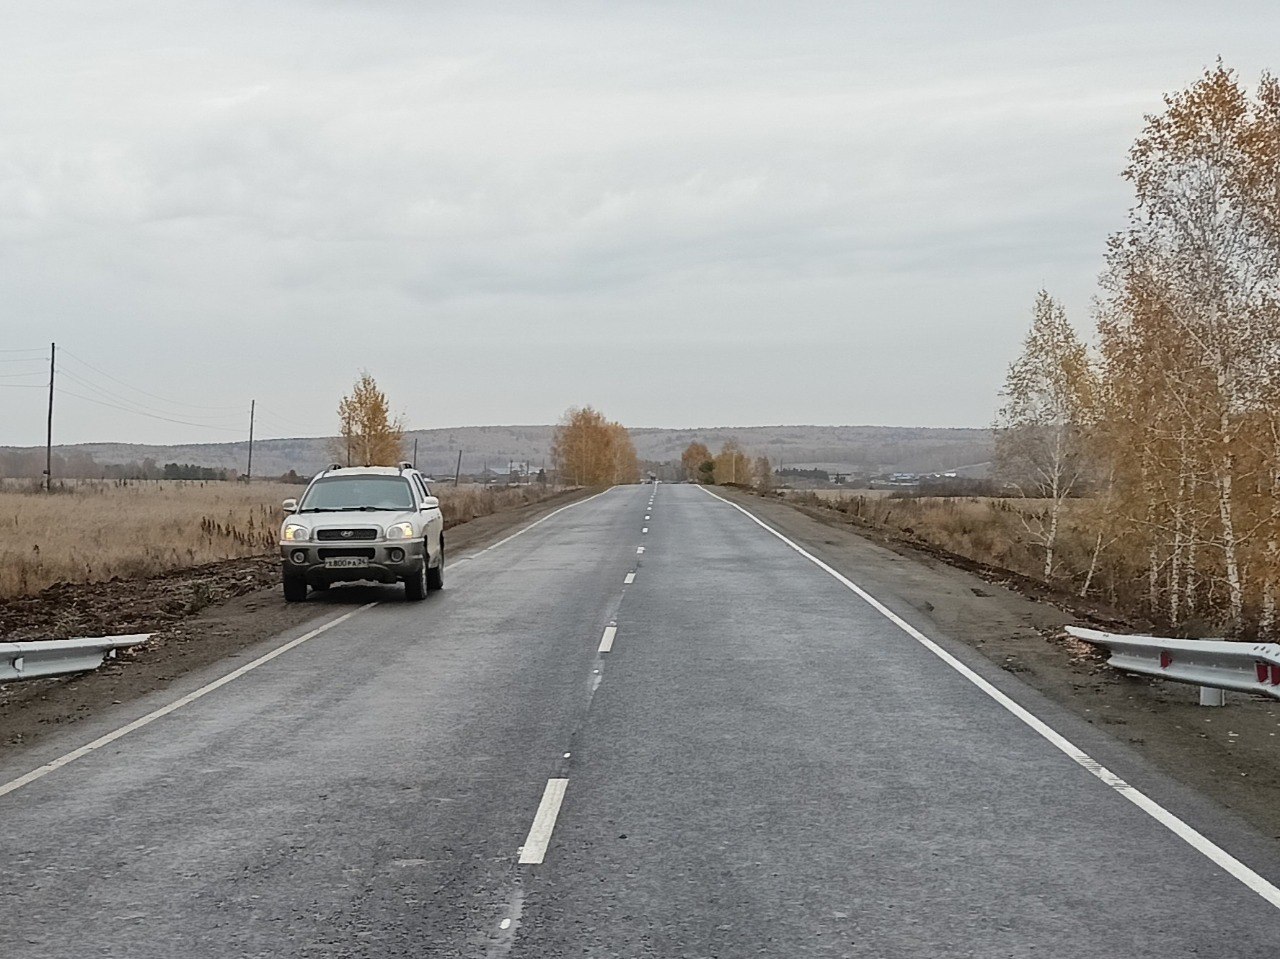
[2,1,1278,447]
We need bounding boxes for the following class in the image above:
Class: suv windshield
[299,476,415,512]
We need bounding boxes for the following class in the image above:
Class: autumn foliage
[681,442,712,482]
[551,407,640,486]
[333,372,406,467]
[994,64,1280,636]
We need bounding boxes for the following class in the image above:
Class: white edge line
[518,777,569,864]
[0,489,613,803]
[698,486,1280,910]
[0,603,376,800]
[599,626,617,653]
[476,488,611,555]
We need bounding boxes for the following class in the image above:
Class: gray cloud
[2,1,1279,445]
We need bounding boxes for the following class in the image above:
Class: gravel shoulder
[722,488,1280,841]
[0,488,590,757]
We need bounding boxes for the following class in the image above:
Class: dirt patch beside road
[0,488,591,756]
[722,488,1280,840]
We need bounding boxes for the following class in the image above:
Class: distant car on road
[278,463,445,602]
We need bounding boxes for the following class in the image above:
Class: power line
[55,366,245,426]
[57,388,247,433]
[0,383,46,389]
[58,348,246,412]
[254,411,324,435]
[255,405,322,431]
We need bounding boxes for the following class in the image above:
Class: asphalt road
[3,483,1280,957]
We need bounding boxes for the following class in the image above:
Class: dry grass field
[801,488,894,501]
[0,479,561,600]
[781,490,1102,589]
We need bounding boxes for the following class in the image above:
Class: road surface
[3,483,1279,957]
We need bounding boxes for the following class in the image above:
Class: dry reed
[0,479,561,600]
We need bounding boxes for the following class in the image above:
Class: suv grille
[316,528,379,541]
[317,547,377,560]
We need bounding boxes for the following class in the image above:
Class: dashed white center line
[624,572,636,584]
[518,778,569,865]
[637,546,645,554]
[598,625,617,653]
[642,527,648,534]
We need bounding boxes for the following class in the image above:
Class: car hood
[288,509,419,532]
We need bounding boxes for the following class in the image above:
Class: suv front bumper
[280,540,427,586]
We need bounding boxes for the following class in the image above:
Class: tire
[427,540,445,592]
[283,575,308,603]
[311,580,330,592]
[404,558,427,602]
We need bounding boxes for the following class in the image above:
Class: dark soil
[0,489,589,754]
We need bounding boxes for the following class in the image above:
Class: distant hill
[0,425,992,480]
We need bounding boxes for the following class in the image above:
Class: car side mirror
[421,496,440,510]
[282,498,298,513]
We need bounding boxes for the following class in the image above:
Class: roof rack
[397,461,414,473]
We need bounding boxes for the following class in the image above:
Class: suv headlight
[282,524,310,542]
[386,522,416,540]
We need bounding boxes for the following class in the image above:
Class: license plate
[325,557,369,569]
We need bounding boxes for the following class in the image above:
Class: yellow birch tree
[551,407,639,486]
[333,372,406,467]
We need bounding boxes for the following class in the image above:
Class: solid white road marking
[624,572,636,584]
[0,491,616,803]
[699,486,1280,911]
[478,488,610,555]
[0,603,375,800]
[599,626,617,653]
[519,778,569,864]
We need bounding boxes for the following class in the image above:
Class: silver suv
[279,464,445,602]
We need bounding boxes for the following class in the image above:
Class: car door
[412,474,445,558]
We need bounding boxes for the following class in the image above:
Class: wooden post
[44,342,55,491]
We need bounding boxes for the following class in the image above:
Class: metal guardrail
[1066,626,1280,704]
[0,635,151,682]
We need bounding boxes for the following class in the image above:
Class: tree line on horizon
[996,63,1280,637]
[678,440,774,489]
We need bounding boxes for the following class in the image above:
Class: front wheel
[283,574,308,603]
[404,559,428,601]
[427,540,444,592]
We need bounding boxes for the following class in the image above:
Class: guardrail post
[1200,686,1226,707]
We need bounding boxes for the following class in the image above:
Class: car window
[299,476,415,511]
[414,475,432,499]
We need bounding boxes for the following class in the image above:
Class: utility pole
[246,399,256,482]
[453,449,462,487]
[44,342,55,492]
[412,437,418,469]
